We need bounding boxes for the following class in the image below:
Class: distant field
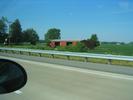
[0,43,133,56]
[88,44,133,56]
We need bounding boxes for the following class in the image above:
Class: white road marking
[1,56,133,81]
[14,90,22,95]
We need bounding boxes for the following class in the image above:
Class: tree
[0,17,7,34]
[0,33,8,43]
[81,34,100,49]
[0,17,8,43]
[129,42,133,45]
[45,28,61,42]
[9,19,22,44]
[81,40,97,49]
[22,28,39,45]
[90,34,100,47]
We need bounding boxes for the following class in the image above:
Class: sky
[0,0,133,42]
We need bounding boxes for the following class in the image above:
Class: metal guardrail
[0,47,133,63]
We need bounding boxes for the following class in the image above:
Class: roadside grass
[111,60,133,67]
[69,56,86,61]
[87,58,108,64]
[53,55,68,59]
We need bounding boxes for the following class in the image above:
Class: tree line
[0,16,100,49]
[0,17,39,45]
[0,16,62,45]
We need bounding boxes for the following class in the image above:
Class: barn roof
[51,39,81,42]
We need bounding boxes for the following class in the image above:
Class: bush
[30,41,36,45]
[0,33,8,43]
[81,39,100,49]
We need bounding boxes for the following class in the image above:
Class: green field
[87,44,133,56]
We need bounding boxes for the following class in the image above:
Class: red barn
[50,39,80,48]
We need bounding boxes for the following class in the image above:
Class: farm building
[50,39,80,48]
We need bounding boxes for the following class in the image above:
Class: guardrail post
[28,52,31,56]
[1,50,3,52]
[85,57,88,62]
[51,54,54,58]
[67,56,70,60]
[39,53,41,57]
[108,59,112,64]
[19,51,22,55]
[12,50,14,53]
[5,50,7,53]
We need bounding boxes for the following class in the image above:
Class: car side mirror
[0,59,27,94]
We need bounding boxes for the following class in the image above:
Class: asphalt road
[0,52,133,75]
[0,56,133,100]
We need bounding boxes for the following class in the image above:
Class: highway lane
[1,52,133,75]
[0,56,133,100]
